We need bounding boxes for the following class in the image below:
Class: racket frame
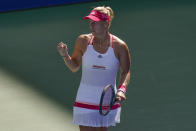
[99,84,116,116]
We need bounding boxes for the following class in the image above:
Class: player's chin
[92,31,103,36]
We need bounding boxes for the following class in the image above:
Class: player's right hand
[57,42,68,57]
[115,91,126,103]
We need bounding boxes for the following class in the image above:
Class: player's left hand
[115,91,126,103]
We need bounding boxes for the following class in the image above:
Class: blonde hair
[93,6,114,23]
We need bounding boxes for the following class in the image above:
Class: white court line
[0,68,78,131]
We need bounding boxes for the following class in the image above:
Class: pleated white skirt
[72,106,121,127]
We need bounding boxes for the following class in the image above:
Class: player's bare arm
[57,34,88,72]
[113,37,131,102]
[118,42,131,87]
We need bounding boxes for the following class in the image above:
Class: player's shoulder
[75,34,92,51]
[112,34,128,51]
[75,34,91,46]
[78,33,92,42]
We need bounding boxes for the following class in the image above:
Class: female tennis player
[57,6,131,131]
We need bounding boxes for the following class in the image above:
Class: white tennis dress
[72,33,121,127]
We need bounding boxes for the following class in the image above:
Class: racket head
[99,84,116,116]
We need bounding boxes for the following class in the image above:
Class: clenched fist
[57,42,68,57]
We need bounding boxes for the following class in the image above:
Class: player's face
[89,20,108,37]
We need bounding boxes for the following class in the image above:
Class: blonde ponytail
[105,6,114,22]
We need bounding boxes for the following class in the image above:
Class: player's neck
[93,32,110,44]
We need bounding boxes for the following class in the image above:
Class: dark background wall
[0,0,99,12]
[0,0,195,130]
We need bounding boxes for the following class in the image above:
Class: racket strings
[101,87,113,112]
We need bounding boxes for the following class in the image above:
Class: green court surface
[0,0,196,130]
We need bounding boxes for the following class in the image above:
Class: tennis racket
[99,84,118,116]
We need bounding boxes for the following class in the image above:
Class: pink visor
[83,10,110,22]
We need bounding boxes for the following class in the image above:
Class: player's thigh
[79,125,97,131]
[79,126,108,131]
[97,127,108,131]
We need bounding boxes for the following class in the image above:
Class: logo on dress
[98,55,103,58]
[92,65,106,70]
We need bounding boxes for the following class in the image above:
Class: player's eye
[89,20,97,24]
[92,21,97,24]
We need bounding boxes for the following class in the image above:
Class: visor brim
[83,15,101,22]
